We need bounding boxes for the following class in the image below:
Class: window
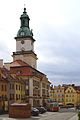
[10,94,14,100]
[66,95,68,97]
[19,85,20,90]
[1,85,3,91]
[42,83,45,88]
[10,84,11,89]
[10,84,14,89]
[26,90,29,95]
[62,94,64,97]
[42,89,46,95]
[25,79,29,86]
[47,85,49,89]
[62,98,64,101]
[16,85,18,90]
[19,94,20,99]
[5,85,6,91]
[72,99,74,102]
[5,95,7,100]
[17,70,22,75]
[33,80,40,88]
[71,90,73,92]
[10,94,12,100]
[68,90,70,93]
[16,94,18,100]
[12,84,14,89]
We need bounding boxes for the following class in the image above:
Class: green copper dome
[17,27,33,37]
[17,8,33,37]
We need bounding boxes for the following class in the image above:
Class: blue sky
[0,0,80,85]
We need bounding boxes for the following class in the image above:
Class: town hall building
[0,7,51,109]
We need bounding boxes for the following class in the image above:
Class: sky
[0,0,80,86]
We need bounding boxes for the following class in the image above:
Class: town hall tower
[12,8,37,69]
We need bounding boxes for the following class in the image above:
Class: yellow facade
[49,86,54,101]
[53,85,65,105]
[0,80,8,98]
[76,91,80,106]
[14,80,25,103]
[14,81,22,103]
[65,86,78,106]
[0,79,8,110]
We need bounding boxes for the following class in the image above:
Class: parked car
[36,107,47,114]
[0,109,4,115]
[31,108,39,116]
[0,109,8,115]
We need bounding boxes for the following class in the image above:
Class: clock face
[21,40,25,44]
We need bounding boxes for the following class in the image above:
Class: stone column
[29,77,33,106]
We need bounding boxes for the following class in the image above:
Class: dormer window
[21,32,25,36]
[16,70,22,75]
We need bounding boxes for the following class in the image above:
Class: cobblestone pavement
[0,111,78,120]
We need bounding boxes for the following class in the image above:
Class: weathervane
[24,4,26,8]
[23,3,26,13]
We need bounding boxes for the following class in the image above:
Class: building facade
[65,85,80,107]
[12,7,51,107]
[53,84,80,107]
[53,85,65,105]
[0,7,51,109]
[10,60,50,107]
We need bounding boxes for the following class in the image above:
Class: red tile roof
[11,60,29,67]
[0,67,19,82]
[74,86,80,91]
[10,59,45,78]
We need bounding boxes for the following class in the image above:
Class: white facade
[13,53,37,69]
[13,36,37,69]
[16,38,34,52]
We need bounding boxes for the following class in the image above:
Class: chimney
[0,59,3,68]
[72,84,75,86]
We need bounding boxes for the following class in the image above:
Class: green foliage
[78,111,80,120]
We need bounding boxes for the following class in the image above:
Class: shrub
[78,111,80,120]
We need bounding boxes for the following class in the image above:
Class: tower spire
[13,7,37,69]
[23,4,26,13]
[16,6,33,37]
